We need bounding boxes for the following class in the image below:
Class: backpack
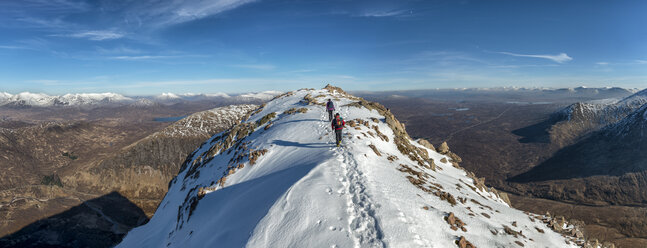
[333,117,344,129]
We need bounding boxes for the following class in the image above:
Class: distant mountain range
[0,91,282,107]
[355,86,639,103]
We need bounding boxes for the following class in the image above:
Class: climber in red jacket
[331,113,345,147]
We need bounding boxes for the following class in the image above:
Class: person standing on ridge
[326,99,335,121]
[331,113,345,147]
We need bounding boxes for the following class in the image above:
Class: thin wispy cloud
[596,62,609,65]
[0,45,28,50]
[402,51,492,67]
[233,64,276,70]
[66,30,125,41]
[108,54,209,61]
[125,0,258,28]
[13,16,76,30]
[109,55,179,60]
[14,0,90,12]
[2,0,257,42]
[95,46,142,54]
[497,51,573,63]
[359,9,409,17]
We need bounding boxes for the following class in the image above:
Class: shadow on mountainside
[161,160,322,247]
[0,191,148,248]
[272,140,331,148]
[509,128,647,183]
[511,115,561,144]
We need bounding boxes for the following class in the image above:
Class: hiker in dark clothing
[331,113,345,147]
[326,99,335,121]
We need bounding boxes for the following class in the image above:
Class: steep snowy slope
[118,86,584,248]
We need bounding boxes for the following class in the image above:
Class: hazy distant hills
[0,91,281,107]
[355,86,637,103]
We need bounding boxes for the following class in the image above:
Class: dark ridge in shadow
[509,128,647,182]
[511,115,562,144]
[0,192,148,248]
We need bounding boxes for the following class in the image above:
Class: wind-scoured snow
[118,88,580,248]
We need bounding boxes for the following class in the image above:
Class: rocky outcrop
[438,141,450,154]
[417,139,436,152]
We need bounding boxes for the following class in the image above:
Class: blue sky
[0,0,645,95]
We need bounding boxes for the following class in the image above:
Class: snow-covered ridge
[0,91,282,107]
[603,103,647,138]
[155,104,258,138]
[558,88,647,125]
[118,86,587,248]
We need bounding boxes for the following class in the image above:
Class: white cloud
[498,51,573,63]
[596,62,609,65]
[636,60,647,64]
[359,9,409,17]
[109,55,177,60]
[127,0,258,27]
[95,46,142,54]
[67,30,125,40]
[0,45,27,50]
[233,64,276,70]
[107,54,208,61]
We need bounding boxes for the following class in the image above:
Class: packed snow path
[118,88,582,248]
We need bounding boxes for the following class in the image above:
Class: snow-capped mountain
[152,91,281,103]
[0,92,134,107]
[118,86,587,247]
[238,90,283,101]
[156,104,258,138]
[559,88,647,124]
[548,88,647,147]
[510,101,647,207]
[0,91,282,107]
[605,102,647,138]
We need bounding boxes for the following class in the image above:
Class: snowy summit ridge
[118,86,586,248]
